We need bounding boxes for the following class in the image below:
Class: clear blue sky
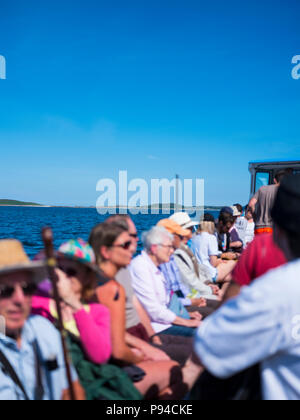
[0,0,300,206]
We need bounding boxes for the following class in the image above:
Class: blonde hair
[198,221,215,235]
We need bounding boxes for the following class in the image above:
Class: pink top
[31,296,112,365]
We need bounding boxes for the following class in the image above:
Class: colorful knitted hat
[57,239,108,285]
[58,239,96,265]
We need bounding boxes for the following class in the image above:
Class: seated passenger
[0,239,83,400]
[191,220,236,284]
[89,222,189,399]
[31,239,112,365]
[129,226,201,338]
[104,215,194,367]
[158,218,219,318]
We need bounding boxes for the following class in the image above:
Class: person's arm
[54,269,112,365]
[249,197,257,214]
[73,305,112,365]
[132,295,158,339]
[229,229,243,250]
[210,255,218,267]
[182,353,205,392]
[172,316,201,328]
[133,295,164,345]
[174,253,213,296]
[230,241,243,249]
[130,264,177,326]
[125,332,171,361]
[96,280,145,365]
[222,282,242,303]
[194,279,288,380]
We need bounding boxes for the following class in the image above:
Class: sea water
[0,207,219,258]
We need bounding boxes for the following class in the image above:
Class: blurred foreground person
[0,240,84,400]
[189,175,300,400]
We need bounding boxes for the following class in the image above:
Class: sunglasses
[57,265,79,278]
[130,233,139,240]
[111,241,132,250]
[0,282,37,299]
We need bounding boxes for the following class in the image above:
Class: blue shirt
[0,315,77,400]
[195,259,300,400]
[160,256,192,307]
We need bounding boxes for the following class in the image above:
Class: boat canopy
[249,159,300,196]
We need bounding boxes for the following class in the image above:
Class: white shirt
[191,232,218,279]
[195,259,300,400]
[244,221,255,247]
[234,216,248,245]
[129,251,176,334]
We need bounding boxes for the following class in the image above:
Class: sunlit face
[246,210,253,221]
[127,218,139,254]
[0,271,34,334]
[219,221,232,234]
[152,237,174,264]
[102,231,134,269]
[173,233,188,249]
[57,258,89,295]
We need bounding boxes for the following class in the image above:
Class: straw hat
[0,240,47,284]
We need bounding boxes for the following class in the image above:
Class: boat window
[255,172,270,192]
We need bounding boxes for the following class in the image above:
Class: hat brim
[182,221,199,229]
[56,253,109,286]
[0,261,48,285]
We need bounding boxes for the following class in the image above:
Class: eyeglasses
[111,241,132,250]
[58,265,78,278]
[159,244,175,250]
[130,233,139,240]
[0,282,37,299]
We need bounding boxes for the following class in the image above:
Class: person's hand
[142,344,171,362]
[189,312,203,321]
[191,298,207,308]
[60,301,75,322]
[185,319,202,328]
[133,344,171,362]
[221,252,237,261]
[131,348,148,362]
[55,268,82,312]
[151,335,163,346]
[210,285,220,295]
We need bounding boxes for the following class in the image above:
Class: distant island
[0,200,223,211]
[0,199,42,206]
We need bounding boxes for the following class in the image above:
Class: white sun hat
[231,206,242,217]
[169,212,199,229]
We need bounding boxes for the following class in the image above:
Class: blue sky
[0,0,300,206]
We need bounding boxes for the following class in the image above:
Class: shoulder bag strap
[0,349,30,400]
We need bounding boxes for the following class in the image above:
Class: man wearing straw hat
[0,239,84,400]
